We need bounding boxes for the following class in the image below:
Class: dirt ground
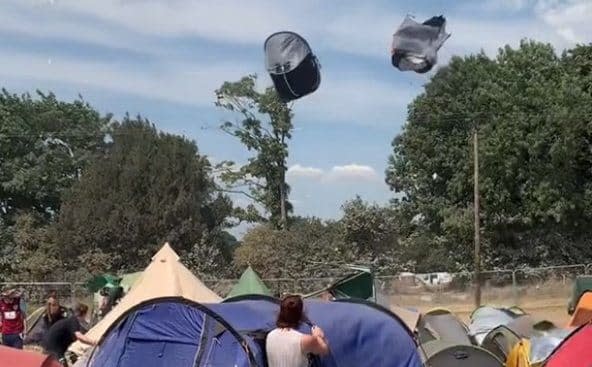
[390,290,571,326]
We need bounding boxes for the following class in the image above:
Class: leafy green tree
[215,75,293,229]
[0,90,110,223]
[234,218,353,280]
[0,90,109,281]
[340,196,406,272]
[386,40,592,270]
[56,117,233,272]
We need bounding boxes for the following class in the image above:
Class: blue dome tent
[84,295,422,367]
[84,297,268,367]
[220,296,422,367]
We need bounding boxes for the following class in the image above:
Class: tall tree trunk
[279,167,287,230]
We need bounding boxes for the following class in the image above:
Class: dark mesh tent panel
[265,32,311,74]
[264,31,320,102]
[420,340,503,367]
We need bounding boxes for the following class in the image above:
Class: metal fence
[377,263,592,323]
[4,263,591,323]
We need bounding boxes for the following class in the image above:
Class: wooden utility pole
[473,128,482,308]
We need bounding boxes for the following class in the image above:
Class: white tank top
[266,328,308,367]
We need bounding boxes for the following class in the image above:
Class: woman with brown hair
[266,295,329,367]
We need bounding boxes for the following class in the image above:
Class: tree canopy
[56,117,234,273]
[386,40,592,270]
[215,75,293,229]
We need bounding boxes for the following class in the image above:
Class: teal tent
[305,266,375,301]
[226,266,272,298]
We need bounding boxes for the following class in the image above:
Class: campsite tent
[480,325,521,362]
[568,276,592,314]
[68,243,221,356]
[221,297,422,367]
[84,298,267,367]
[419,340,504,367]
[567,291,592,327]
[304,266,375,301]
[0,345,62,367]
[544,322,592,367]
[506,339,531,367]
[120,272,142,293]
[529,328,572,366]
[390,304,422,333]
[469,306,520,344]
[84,295,422,367]
[480,316,561,364]
[226,266,272,299]
[418,309,471,345]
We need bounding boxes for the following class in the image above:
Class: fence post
[70,282,76,306]
[512,270,518,306]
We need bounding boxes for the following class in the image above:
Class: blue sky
[1,0,588,235]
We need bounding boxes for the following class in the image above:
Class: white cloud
[287,164,324,180]
[478,0,535,12]
[286,163,381,183]
[0,49,255,107]
[536,0,592,44]
[0,0,312,50]
[325,164,379,183]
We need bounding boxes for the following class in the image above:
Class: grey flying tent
[391,15,450,73]
[264,31,321,102]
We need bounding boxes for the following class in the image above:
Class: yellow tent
[506,339,531,367]
[68,243,221,356]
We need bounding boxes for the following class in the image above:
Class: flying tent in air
[391,15,451,73]
[264,31,321,102]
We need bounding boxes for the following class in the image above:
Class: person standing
[42,292,68,330]
[266,294,329,367]
[25,291,69,344]
[0,288,26,349]
[41,303,96,363]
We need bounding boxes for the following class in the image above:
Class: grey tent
[468,306,518,344]
[419,340,503,367]
[480,325,521,362]
[391,15,450,73]
[264,31,321,102]
[418,311,471,345]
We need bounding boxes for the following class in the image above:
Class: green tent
[85,274,121,293]
[305,266,375,301]
[120,272,142,293]
[568,276,592,315]
[226,266,272,298]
